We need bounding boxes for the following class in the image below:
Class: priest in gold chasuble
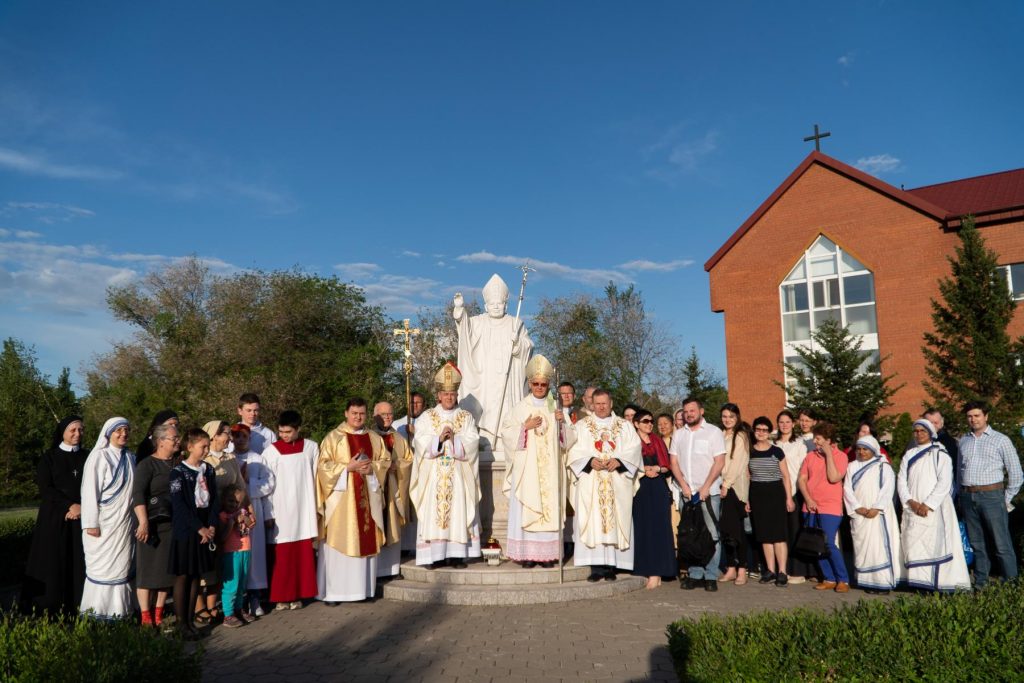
[410,363,482,568]
[500,354,577,568]
[315,398,389,603]
[371,401,412,578]
[567,388,642,581]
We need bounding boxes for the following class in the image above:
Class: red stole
[382,432,395,451]
[345,432,378,555]
[274,438,304,454]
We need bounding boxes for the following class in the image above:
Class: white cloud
[643,125,720,182]
[334,262,382,281]
[0,146,123,180]
[838,51,856,67]
[360,274,444,313]
[401,250,422,258]
[4,201,96,224]
[855,154,902,176]
[15,230,42,239]
[456,251,629,287]
[618,258,694,272]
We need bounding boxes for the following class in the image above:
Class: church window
[780,235,880,376]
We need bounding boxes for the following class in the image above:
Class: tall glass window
[780,235,880,385]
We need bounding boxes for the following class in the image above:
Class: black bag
[793,513,830,561]
[147,494,172,523]
[677,499,719,567]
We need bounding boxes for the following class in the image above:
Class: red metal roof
[907,167,1024,218]
[706,152,1024,272]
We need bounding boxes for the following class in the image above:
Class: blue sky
[2,1,1022,390]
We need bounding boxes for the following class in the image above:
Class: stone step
[382,575,646,605]
[399,559,590,585]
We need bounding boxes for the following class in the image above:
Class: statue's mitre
[434,361,463,392]
[525,354,554,381]
[482,273,510,303]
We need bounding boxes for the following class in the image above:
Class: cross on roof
[803,123,831,152]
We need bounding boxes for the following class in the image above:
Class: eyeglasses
[638,418,654,424]
[530,382,549,388]
[753,427,771,433]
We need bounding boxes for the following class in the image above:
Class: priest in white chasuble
[567,389,642,581]
[371,401,413,578]
[500,354,576,568]
[411,362,482,568]
[315,398,389,604]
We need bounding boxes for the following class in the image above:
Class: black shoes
[539,561,556,569]
[704,579,717,592]
[680,577,698,590]
[521,561,537,569]
[759,572,777,584]
[775,573,789,587]
[449,559,467,569]
[587,572,602,583]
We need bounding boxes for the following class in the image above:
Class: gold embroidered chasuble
[567,414,642,550]
[316,423,389,557]
[410,406,481,545]
[372,426,413,546]
[499,394,577,533]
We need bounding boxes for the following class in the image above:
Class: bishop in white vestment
[500,354,576,567]
[567,390,642,580]
[80,417,136,619]
[411,363,482,567]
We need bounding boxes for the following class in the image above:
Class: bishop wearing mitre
[500,354,576,568]
[567,388,642,581]
[315,398,389,603]
[410,362,482,568]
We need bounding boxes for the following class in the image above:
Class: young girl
[168,428,218,640]
[219,484,255,627]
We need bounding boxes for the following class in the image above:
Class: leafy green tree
[779,320,901,447]
[0,339,77,504]
[84,258,400,441]
[923,216,1024,437]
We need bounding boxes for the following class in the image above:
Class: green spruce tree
[779,320,901,447]
[922,217,1024,436]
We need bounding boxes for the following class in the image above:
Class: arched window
[780,235,879,382]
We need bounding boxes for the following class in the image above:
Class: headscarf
[913,419,938,441]
[92,416,129,452]
[854,435,881,458]
[51,415,84,450]
[136,409,179,459]
[203,420,228,453]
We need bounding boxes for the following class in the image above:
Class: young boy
[237,393,276,455]
[262,410,319,609]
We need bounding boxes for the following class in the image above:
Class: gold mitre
[482,273,510,303]
[525,354,555,381]
[434,361,463,392]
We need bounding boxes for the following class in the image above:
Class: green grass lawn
[0,507,37,522]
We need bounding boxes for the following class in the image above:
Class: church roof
[705,151,1024,272]
[906,167,1024,219]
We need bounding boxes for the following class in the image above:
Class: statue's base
[478,458,507,543]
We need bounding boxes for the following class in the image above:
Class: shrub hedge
[0,614,201,682]
[667,581,1024,682]
[0,515,35,587]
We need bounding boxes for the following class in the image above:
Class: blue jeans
[961,489,1018,585]
[804,513,849,583]
[687,495,722,581]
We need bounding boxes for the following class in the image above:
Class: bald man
[372,402,413,578]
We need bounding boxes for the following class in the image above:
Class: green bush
[0,515,35,587]
[0,614,201,682]
[667,581,1024,682]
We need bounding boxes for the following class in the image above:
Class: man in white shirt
[237,392,276,455]
[669,397,726,591]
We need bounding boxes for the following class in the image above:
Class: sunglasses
[638,418,654,424]
[754,427,771,433]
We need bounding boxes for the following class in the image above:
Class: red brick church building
[706,151,1024,421]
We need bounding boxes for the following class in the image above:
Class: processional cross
[393,319,420,422]
[803,123,831,151]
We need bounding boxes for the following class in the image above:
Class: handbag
[793,513,830,561]
[147,494,172,523]
[959,521,974,566]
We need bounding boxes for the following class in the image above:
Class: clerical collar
[435,406,458,417]
[349,427,367,434]
[530,396,547,406]
[59,442,79,452]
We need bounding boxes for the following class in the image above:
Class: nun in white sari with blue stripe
[79,417,137,619]
[843,436,905,593]
[897,419,970,592]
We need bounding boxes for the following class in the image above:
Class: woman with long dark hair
[631,409,677,588]
[718,403,751,585]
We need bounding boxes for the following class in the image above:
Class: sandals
[194,609,213,625]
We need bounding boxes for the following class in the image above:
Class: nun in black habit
[20,415,89,616]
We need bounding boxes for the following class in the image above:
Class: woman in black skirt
[631,409,677,589]
[132,422,179,627]
[746,416,795,587]
[168,427,218,639]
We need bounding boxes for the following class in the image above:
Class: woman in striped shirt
[746,416,795,587]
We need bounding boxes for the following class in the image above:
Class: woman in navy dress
[631,409,677,588]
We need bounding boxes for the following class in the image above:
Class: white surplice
[235,448,276,589]
[567,413,641,569]
[844,457,905,590]
[897,442,971,592]
[263,439,319,545]
[79,418,136,619]
[410,406,482,564]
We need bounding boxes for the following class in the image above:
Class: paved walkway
[200,579,891,682]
